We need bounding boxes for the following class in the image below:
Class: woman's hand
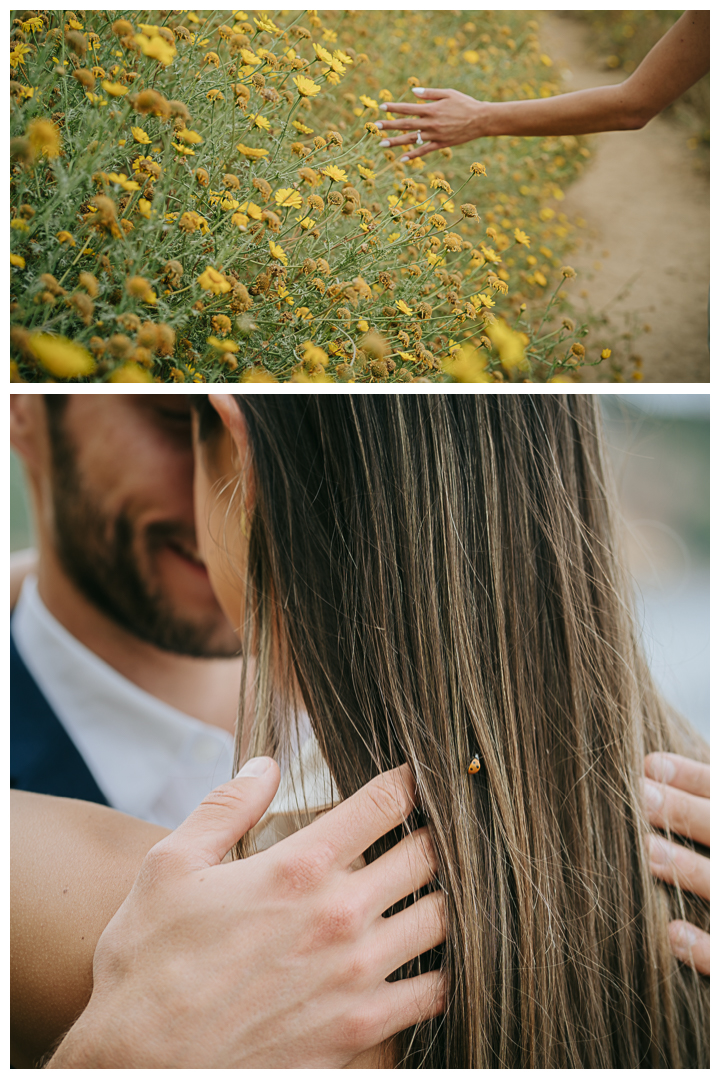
[375,88,487,162]
[643,753,709,975]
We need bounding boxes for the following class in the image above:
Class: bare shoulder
[11,791,168,1066]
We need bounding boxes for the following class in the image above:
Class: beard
[46,409,240,659]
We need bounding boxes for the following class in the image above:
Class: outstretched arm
[12,762,444,1068]
[377,11,709,161]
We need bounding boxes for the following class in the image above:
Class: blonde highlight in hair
[222,395,708,1068]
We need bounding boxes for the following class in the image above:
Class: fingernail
[643,777,663,812]
[412,87,425,95]
[645,753,676,784]
[379,139,390,147]
[375,121,383,129]
[400,155,409,162]
[646,833,672,866]
[669,921,699,950]
[380,103,388,111]
[238,756,273,778]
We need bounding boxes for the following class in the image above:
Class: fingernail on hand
[646,753,676,784]
[380,103,388,111]
[400,155,409,162]
[643,777,664,812]
[412,87,425,95]
[376,121,384,130]
[379,139,390,147]
[646,833,672,867]
[238,756,273,778]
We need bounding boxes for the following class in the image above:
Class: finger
[645,753,709,799]
[303,765,416,869]
[376,118,427,133]
[643,778,709,846]
[399,142,442,163]
[380,891,445,974]
[668,920,710,976]
[358,827,438,915]
[372,970,445,1041]
[379,132,420,148]
[411,87,451,101]
[162,757,281,869]
[646,834,710,900]
[379,102,425,116]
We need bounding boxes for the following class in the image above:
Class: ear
[10,395,44,468]
[208,393,251,470]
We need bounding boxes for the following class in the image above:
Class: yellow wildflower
[198,266,232,294]
[294,75,322,97]
[126,276,157,304]
[514,228,531,247]
[27,118,61,159]
[10,44,33,69]
[131,126,151,144]
[101,171,141,192]
[21,16,44,33]
[255,15,280,33]
[56,231,76,246]
[601,348,612,359]
[486,318,529,375]
[561,266,577,279]
[102,80,129,97]
[313,43,333,63]
[240,48,262,65]
[109,363,153,382]
[171,142,195,155]
[321,165,348,183]
[176,128,203,144]
[275,188,303,210]
[207,89,225,102]
[470,161,487,176]
[443,344,493,383]
[135,33,176,66]
[207,337,239,352]
[359,94,378,109]
[297,216,316,230]
[357,165,375,181]
[203,51,221,67]
[28,334,95,378]
[292,120,314,134]
[357,319,370,333]
[395,299,413,316]
[137,199,153,218]
[231,212,249,229]
[249,113,271,131]
[236,143,269,158]
[269,241,288,265]
[10,254,26,269]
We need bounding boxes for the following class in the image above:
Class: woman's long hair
[199,394,709,1068]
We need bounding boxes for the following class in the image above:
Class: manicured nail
[375,121,384,129]
[412,87,425,95]
[646,833,672,866]
[642,777,663,812]
[379,139,390,147]
[380,103,388,111]
[238,756,273,778]
[400,155,409,162]
[645,753,676,784]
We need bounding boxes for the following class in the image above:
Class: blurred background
[10,393,709,738]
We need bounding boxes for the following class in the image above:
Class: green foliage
[10,9,609,382]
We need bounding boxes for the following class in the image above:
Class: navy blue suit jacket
[10,627,109,806]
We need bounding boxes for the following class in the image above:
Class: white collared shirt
[12,576,235,829]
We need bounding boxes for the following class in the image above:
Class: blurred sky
[10,393,709,739]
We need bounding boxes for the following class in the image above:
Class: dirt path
[540,14,709,383]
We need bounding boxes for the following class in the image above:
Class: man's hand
[644,752,710,976]
[48,759,444,1068]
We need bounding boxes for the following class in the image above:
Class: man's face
[44,395,240,657]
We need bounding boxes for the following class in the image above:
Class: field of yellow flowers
[10,9,610,383]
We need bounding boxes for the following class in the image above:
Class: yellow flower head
[236,143,269,159]
[207,336,239,352]
[131,126,151,144]
[514,228,531,247]
[359,94,378,109]
[207,89,225,102]
[28,334,95,378]
[56,231,76,246]
[313,43,333,63]
[10,254,26,269]
[292,120,314,134]
[102,80,129,97]
[135,33,176,66]
[601,348,612,360]
[275,188,303,210]
[249,113,271,131]
[470,161,487,176]
[395,299,413,316]
[198,266,232,294]
[27,118,62,159]
[126,275,157,304]
[321,165,348,183]
[269,241,288,265]
[293,75,322,97]
[176,128,203,144]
